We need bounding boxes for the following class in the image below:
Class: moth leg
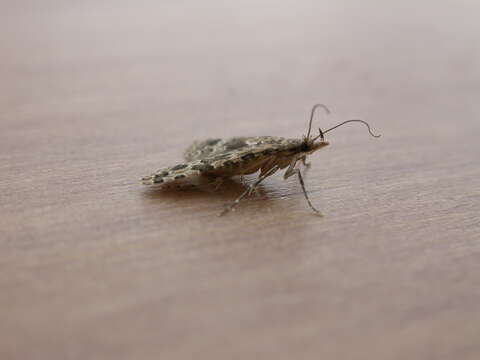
[250,156,279,197]
[211,177,224,191]
[247,182,261,197]
[284,160,321,215]
[300,156,311,168]
[219,166,279,216]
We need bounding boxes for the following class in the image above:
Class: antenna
[323,119,380,138]
[306,103,330,139]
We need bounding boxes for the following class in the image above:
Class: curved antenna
[321,119,381,138]
[306,103,330,139]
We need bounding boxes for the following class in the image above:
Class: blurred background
[3,1,479,133]
[1,1,479,359]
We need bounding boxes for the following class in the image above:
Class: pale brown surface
[1,1,480,359]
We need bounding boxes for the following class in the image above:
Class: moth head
[301,129,329,154]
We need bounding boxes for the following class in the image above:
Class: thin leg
[212,177,224,191]
[219,166,279,216]
[284,159,321,215]
[300,156,311,168]
[296,169,321,215]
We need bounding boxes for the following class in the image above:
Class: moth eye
[300,143,310,152]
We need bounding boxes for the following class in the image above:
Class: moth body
[140,136,328,186]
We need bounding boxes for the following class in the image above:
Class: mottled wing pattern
[140,159,216,186]
[184,137,295,161]
[184,138,230,161]
[141,136,302,186]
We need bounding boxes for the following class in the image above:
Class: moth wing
[188,136,295,176]
[141,160,216,186]
[142,136,298,185]
[184,137,251,161]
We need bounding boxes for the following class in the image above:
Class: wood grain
[1,1,479,359]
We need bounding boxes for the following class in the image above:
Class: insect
[141,104,380,215]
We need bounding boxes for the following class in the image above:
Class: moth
[141,104,380,215]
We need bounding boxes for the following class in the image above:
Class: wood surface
[1,1,479,359]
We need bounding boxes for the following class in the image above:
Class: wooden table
[2,1,479,359]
